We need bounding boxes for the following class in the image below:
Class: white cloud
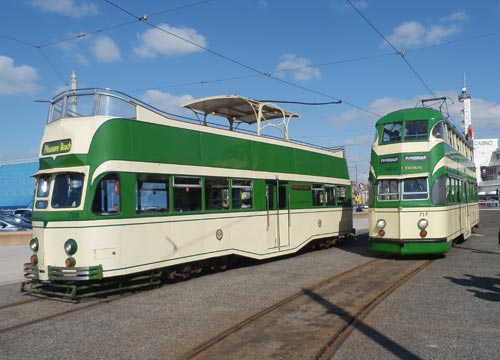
[91,36,121,63]
[30,0,99,18]
[141,90,194,115]
[440,10,469,22]
[275,54,321,81]
[56,39,89,65]
[0,56,40,95]
[134,24,207,58]
[387,10,467,48]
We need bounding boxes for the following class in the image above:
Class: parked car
[14,208,32,220]
[0,213,32,230]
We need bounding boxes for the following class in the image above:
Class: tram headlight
[417,218,428,230]
[29,237,39,252]
[64,239,78,255]
[376,219,386,229]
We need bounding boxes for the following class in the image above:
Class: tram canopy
[183,95,299,140]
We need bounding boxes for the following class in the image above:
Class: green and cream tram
[368,106,479,255]
[23,89,353,298]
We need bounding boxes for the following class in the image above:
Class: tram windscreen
[382,122,402,143]
[404,120,428,141]
[51,173,84,208]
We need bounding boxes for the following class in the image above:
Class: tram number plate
[419,212,428,217]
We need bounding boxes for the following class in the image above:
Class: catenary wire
[103,0,381,118]
[345,0,436,97]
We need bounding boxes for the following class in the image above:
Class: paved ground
[332,209,500,360]
[1,211,498,360]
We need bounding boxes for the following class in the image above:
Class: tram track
[180,257,433,360]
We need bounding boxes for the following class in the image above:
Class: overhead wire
[345,0,436,97]
[103,0,381,117]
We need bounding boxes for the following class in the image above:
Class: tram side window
[378,180,399,201]
[232,179,253,209]
[173,176,201,212]
[431,121,445,139]
[206,177,229,210]
[382,122,402,143]
[312,184,324,206]
[325,185,335,206]
[51,173,84,208]
[136,174,169,213]
[92,174,120,214]
[431,176,447,205]
[35,175,51,209]
[337,186,348,206]
[404,120,428,141]
[402,177,428,200]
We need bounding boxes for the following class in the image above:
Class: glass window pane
[325,185,335,206]
[173,176,201,212]
[312,184,324,206]
[232,179,253,209]
[136,174,169,213]
[382,122,402,143]
[404,120,428,141]
[337,185,348,205]
[402,177,428,200]
[92,174,120,214]
[51,173,84,208]
[36,175,50,198]
[206,177,229,210]
[378,180,399,201]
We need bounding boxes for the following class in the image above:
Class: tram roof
[182,95,299,125]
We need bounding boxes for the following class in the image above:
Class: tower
[458,75,472,141]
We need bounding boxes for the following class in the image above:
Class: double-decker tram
[22,89,353,298]
[368,101,479,255]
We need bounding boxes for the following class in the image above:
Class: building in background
[0,160,38,211]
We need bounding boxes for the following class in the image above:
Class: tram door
[265,180,290,250]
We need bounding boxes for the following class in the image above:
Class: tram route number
[419,212,428,217]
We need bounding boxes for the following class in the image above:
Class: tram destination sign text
[42,139,72,155]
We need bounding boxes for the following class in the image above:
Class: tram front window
[378,180,399,201]
[404,120,428,141]
[402,177,428,200]
[51,173,84,208]
[382,122,402,143]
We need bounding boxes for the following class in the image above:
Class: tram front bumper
[369,237,450,255]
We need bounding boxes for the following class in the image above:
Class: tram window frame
[92,173,121,215]
[35,175,51,209]
[381,122,403,143]
[336,185,348,206]
[205,177,229,210]
[136,174,169,214]
[402,177,428,200]
[325,185,336,206]
[173,176,202,213]
[378,180,399,201]
[312,184,324,206]
[431,176,447,205]
[232,179,253,210]
[404,120,428,141]
[51,173,85,209]
[431,121,445,140]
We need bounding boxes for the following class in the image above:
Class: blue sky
[1,0,500,183]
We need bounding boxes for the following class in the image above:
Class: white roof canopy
[183,95,299,140]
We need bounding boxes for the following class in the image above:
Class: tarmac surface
[0,210,498,360]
